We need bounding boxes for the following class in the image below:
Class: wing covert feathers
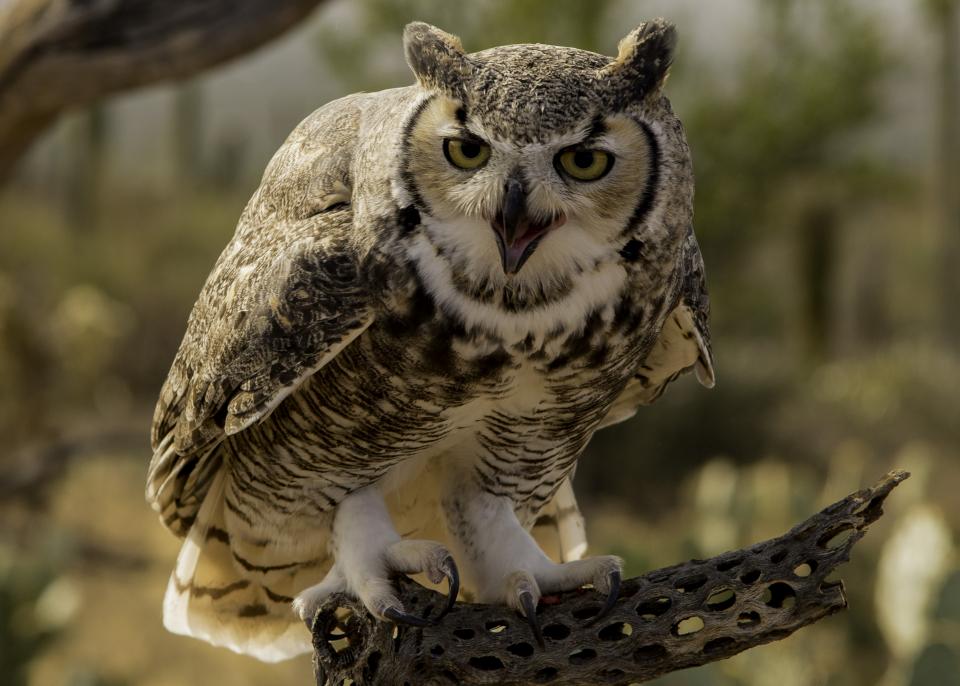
[599,230,714,429]
[148,94,373,535]
[147,209,373,535]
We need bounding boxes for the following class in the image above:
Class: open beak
[491,178,565,274]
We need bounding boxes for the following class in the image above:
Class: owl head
[399,20,692,308]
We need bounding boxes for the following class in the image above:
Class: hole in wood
[328,636,351,654]
[571,605,600,621]
[637,596,672,619]
[706,587,737,611]
[703,636,737,654]
[534,666,559,682]
[737,611,761,627]
[507,642,534,658]
[763,582,797,609]
[366,651,381,676]
[675,574,708,593]
[716,557,744,572]
[793,561,816,577]
[820,570,843,592]
[430,644,444,656]
[485,620,508,634]
[740,569,761,585]
[453,628,475,640]
[569,647,597,665]
[600,668,626,682]
[770,549,788,564]
[598,622,633,641]
[634,644,668,662]
[853,495,880,516]
[819,525,855,550]
[468,655,504,671]
[673,616,705,636]
[542,623,571,640]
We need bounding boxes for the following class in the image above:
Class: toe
[384,539,460,620]
[383,605,432,628]
[584,556,623,626]
[436,555,460,621]
[293,565,345,626]
[385,539,454,584]
[590,556,624,595]
[519,590,544,649]
[586,568,621,626]
[505,571,543,649]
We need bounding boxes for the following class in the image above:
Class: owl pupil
[574,151,594,168]
[461,142,480,158]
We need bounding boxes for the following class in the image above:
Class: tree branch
[0,0,325,180]
[310,470,908,686]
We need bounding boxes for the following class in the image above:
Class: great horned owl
[147,19,714,661]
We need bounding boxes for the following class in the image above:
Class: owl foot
[293,487,459,628]
[442,486,623,647]
[383,538,460,621]
[502,555,622,646]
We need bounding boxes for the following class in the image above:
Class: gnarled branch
[310,470,908,686]
[0,0,325,179]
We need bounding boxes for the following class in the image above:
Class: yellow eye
[443,138,491,170]
[558,148,614,181]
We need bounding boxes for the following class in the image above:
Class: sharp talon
[519,591,544,649]
[586,569,621,626]
[383,606,431,628]
[435,556,460,622]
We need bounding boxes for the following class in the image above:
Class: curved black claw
[434,556,460,623]
[383,606,432,628]
[585,569,621,627]
[519,591,544,649]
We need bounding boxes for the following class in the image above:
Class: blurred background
[1,0,958,684]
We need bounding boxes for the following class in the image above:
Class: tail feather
[531,477,588,563]
[163,469,326,662]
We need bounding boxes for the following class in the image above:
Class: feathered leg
[442,481,621,645]
[293,485,458,626]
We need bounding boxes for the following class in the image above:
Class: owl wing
[599,230,715,429]
[147,206,374,535]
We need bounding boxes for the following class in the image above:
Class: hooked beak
[491,178,565,274]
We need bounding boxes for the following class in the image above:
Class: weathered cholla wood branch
[310,470,908,686]
[0,0,325,179]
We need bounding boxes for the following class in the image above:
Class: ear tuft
[600,18,678,102]
[403,22,472,97]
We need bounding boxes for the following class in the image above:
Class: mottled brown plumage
[147,18,714,662]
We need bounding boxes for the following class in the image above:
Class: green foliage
[909,644,960,686]
[0,556,60,686]
[683,0,898,341]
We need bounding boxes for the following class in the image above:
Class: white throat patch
[406,216,628,347]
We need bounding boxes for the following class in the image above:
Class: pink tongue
[503,227,547,273]
[499,215,566,274]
